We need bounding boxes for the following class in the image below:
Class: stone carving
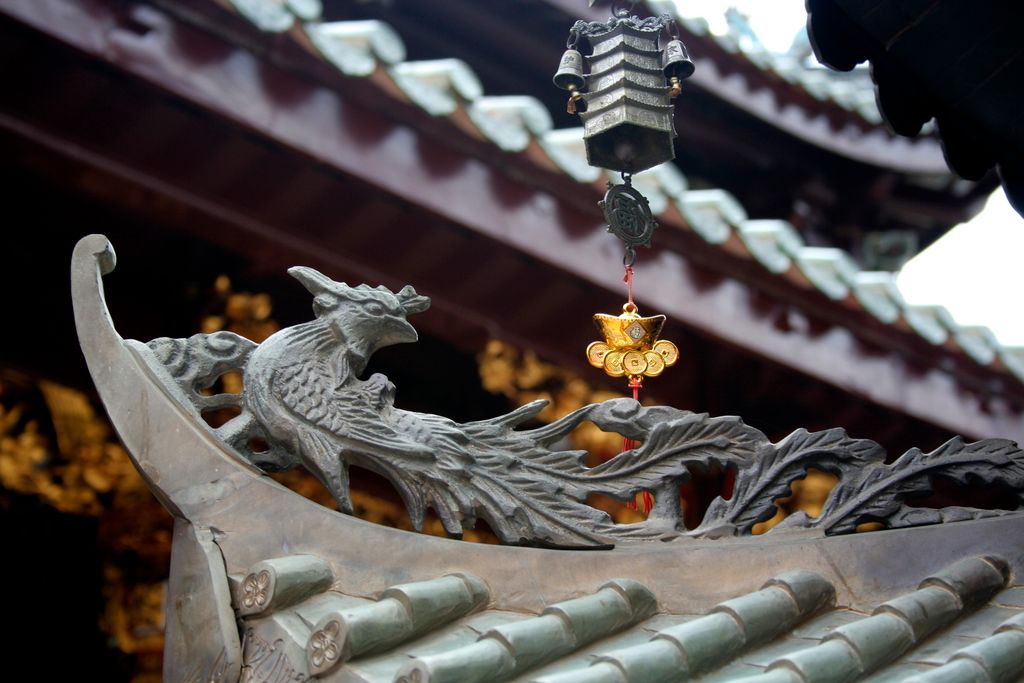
[136,260,1024,549]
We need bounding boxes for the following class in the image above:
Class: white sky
[678,0,1024,348]
[898,190,1024,346]
[675,0,808,52]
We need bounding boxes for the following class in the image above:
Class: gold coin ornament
[586,302,679,382]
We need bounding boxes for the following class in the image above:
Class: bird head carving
[288,267,430,364]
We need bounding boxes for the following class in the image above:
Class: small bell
[663,39,696,81]
[552,48,586,91]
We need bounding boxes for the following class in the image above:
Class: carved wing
[270,359,429,457]
[268,358,441,525]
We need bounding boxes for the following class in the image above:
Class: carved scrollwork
[570,13,671,39]
[141,267,1024,549]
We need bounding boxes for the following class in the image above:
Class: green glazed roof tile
[221,554,1024,683]
[736,558,1011,683]
[390,59,483,117]
[739,220,805,274]
[999,348,1024,383]
[303,20,405,77]
[306,573,489,676]
[394,580,655,683]
[467,96,552,153]
[992,588,1024,609]
[903,304,956,346]
[793,248,859,300]
[230,0,294,32]
[285,0,319,22]
[537,571,833,683]
[677,189,746,244]
[851,272,903,324]
[539,128,603,183]
[953,326,1001,366]
[905,613,1024,682]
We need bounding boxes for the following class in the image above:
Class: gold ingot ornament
[586,302,679,380]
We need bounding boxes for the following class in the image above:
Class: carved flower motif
[309,620,341,668]
[241,570,271,609]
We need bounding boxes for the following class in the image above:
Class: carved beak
[287,266,336,296]
[385,317,419,345]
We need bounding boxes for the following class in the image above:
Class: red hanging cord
[621,261,652,513]
[624,263,634,307]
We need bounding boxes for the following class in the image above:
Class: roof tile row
[231,555,1022,682]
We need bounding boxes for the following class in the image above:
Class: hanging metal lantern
[553,7,695,174]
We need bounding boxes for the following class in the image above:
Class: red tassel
[623,375,651,513]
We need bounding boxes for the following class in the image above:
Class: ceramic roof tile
[309,573,488,676]
[953,326,1002,367]
[234,554,334,617]
[535,571,834,683]
[350,611,529,682]
[468,96,553,153]
[394,579,655,683]
[539,128,603,183]
[735,557,1010,683]
[792,248,859,301]
[226,0,307,32]
[738,220,805,274]
[851,272,904,324]
[677,189,747,245]
[903,304,956,346]
[183,546,1024,683]
[390,59,483,117]
[648,0,884,123]
[905,611,1024,682]
[209,5,1023,386]
[999,348,1024,383]
[303,19,406,77]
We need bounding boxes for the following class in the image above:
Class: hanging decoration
[554,0,694,512]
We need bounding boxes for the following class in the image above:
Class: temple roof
[4,0,1023,443]
[235,554,1024,682]
[193,1,1024,384]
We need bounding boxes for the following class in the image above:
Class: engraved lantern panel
[580,23,675,174]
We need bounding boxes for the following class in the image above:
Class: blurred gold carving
[752,468,839,534]
[478,339,839,529]
[0,374,169,675]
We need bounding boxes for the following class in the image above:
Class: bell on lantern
[553,48,585,91]
[663,39,695,80]
[553,48,587,114]
[664,38,695,97]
